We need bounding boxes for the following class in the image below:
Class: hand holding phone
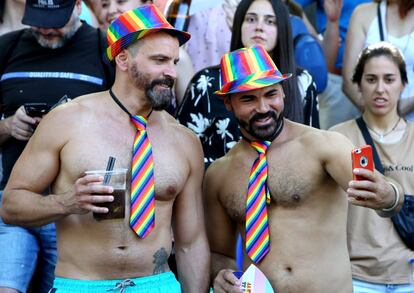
[24,103,51,118]
[351,145,374,181]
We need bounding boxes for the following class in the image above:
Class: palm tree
[196,73,214,112]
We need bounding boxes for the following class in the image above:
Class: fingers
[9,106,38,140]
[72,175,114,214]
[213,270,242,293]
[352,168,375,181]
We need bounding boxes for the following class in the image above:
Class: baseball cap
[22,0,76,29]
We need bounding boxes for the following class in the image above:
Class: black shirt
[0,22,114,189]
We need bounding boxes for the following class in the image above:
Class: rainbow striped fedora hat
[215,45,292,96]
[104,4,191,63]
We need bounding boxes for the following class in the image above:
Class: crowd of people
[0,0,412,292]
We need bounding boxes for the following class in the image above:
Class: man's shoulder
[0,29,27,41]
[45,92,104,122]
[288,120,350,147]
[206,143,242,176]
[167,114,200,141]
[0,29,27,57]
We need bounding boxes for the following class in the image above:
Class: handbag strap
[355,117,384,174]
[377,2,385,41]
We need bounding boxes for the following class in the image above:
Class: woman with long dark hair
[177,0,318,168]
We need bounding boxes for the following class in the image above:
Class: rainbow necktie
[246,141,271,263]
[130,115,155,238]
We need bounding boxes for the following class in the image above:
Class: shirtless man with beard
[1,5,209,292]
[203,45,404,293]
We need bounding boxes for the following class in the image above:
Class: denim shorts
[51,272,181,293]
[353,278,414,293]
[0,191,57,293]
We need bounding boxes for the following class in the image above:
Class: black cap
[22,0,76,29]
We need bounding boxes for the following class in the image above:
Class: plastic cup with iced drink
[85,168,128,221]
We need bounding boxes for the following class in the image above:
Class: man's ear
[115,50,129,71]
[223,95,233,111]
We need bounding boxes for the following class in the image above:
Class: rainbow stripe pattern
[215,44,292,96]
[246,141,271,263]
[130,115,155,238]
[104,4,190,62]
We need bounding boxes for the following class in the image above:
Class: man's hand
[213,269,242,293]
[347,168,395,210]
[5,106,40,140]
[59,174,114,215]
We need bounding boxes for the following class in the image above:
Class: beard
[238,110,284,141]
[31,14,80,49]
[130,63,174,111]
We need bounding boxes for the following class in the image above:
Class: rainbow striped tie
[246,141,271,263]
[130,115,155,238]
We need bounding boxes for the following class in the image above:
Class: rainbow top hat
[104,4,191,63]
[215,45,292,96]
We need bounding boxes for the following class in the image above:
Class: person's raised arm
[175,48,195,107]
[203,160,242,293]
[172,128,209,293]
[322,130,404,216]
[342,4,373,110]
[1,103,114,226]
[321,0,342,72]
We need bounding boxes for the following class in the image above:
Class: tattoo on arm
[153,247,168,274]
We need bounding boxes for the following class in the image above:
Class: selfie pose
[1,4,209,292]
[203,44,404,293]
[0,0,113,292]
[331,42,414,292]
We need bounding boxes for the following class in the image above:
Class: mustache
[31,30,61,38]
[150,77,175,89]
[249,111,277,123]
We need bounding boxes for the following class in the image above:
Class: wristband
[381,181,400,212]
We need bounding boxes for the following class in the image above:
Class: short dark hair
[230,0,303,124]
[352,42,408,86]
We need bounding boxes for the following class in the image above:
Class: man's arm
[322,131,403,215]
[172,129,210,293]
[1,103,114,226]
[203,160,242,293]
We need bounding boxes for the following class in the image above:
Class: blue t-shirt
[296,0,370,69]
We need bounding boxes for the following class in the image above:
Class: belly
[55,214,173,279]
[244,253,353,293]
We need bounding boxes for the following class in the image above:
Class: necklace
[365,117,401,142]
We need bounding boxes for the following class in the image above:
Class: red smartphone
[351,145,374,180]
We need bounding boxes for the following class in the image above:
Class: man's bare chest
[220,159,325,223]
[60,127,188,201]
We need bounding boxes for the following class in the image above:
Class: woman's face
[360,55,405,116]
[101,0,153,27]
[241,0,277,53]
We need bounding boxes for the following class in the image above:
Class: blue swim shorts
[0,191,57,293]
[50,271,181,293]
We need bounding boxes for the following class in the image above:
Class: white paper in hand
[238,264,274,292]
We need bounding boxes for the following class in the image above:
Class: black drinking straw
[103,156,116,184]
